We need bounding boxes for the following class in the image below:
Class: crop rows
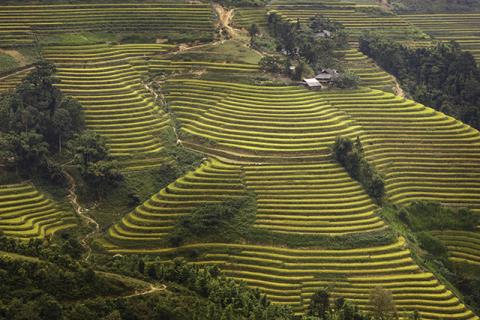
[44,44,172,162]
[233,7,268,29]
[163,79,362,161]
[432,231,480,267]
[0,2,214,47]
[106,158,246,245]
[319,88,480,214]
[133,57,259,74]
[269,1,425,41]
[341,49,397,92]
[401,13,480,62]
[0,182,76,239]
[244,162,384,235]
[108,237,477,319]
[0,68,32,93]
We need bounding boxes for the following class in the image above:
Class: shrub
[331,136,385,203]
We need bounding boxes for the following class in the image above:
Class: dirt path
[125,283,167,298]
[394,80,405,98]
[63,168,100,262]
[144,80,183,146]
[213,3,237,40]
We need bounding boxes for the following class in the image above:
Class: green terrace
[164,79,363,161]
[320,89,480,216]
[45,44,173,161]
[105,237,477,320]
[268,0,427,43]
[0,1,214,47]
[401,13,480,63]
[0,182,76,239]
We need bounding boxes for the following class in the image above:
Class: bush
[403,201,478,232]
[331,136,385,203]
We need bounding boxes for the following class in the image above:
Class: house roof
[315,73,333,80]
[303,78,323,87]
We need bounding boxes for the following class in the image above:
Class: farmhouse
[302,78,324,89]
[315,68,339,82]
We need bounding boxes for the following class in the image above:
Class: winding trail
[63,168,100,262]
[125,283,167,298]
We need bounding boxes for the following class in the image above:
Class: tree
[2,131,49,171]
[259,56,283,73]
[332,72,360,89]
[249,23,260,38]
[308,289,330,318]
[71,131,123,198]
[369,287,397,320]
[71,131,109,168]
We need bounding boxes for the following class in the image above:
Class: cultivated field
[0,182,76,239]
[401,13,480,62]
[0,2,214,47]
[269,0,426,43]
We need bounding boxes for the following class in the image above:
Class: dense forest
[360,34,480,130]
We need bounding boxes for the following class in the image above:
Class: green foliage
[250,226,396,248]
[71,131,123,198]
[417,232,448,257]
[267,12,348,73]
[382,202,480,313]
[368,287,398,320]
[332,71,360,89]
[397,201,478,232]
[305,288,371,320]
[0,53,19,73]
[169,194,257,246]
[360,33,480,129]
[0,61,84,173]
[149,258,293,319]
[331,137,385,203]
[259,55,285,73]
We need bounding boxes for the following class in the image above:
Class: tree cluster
[0,62,84,175]
[260,13,348,79]
[331,137,385,203]
[70,131,123,198]
[304,287,399,320]
[359,33,480,129]
[146,258,294,320]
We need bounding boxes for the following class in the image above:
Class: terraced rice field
[164,79,362,161]
[0,67,33,93]
[432,231,480,267]
[135,57,259,74]
[269,1,426,42]
[0,2,214,47]
[107,158,246,244]
[0,182,76,239]
[244,162,384,235]
[320,88,480,214]
[108,237,477,319]
[401,13,480,62]
[104,79,480,318]
[341,49,397,92]
[233,7,268,29]
[44,44,173,159]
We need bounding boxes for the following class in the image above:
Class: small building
[315,68,339,83]
[314,30,332,39]
[302,78,324,90]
